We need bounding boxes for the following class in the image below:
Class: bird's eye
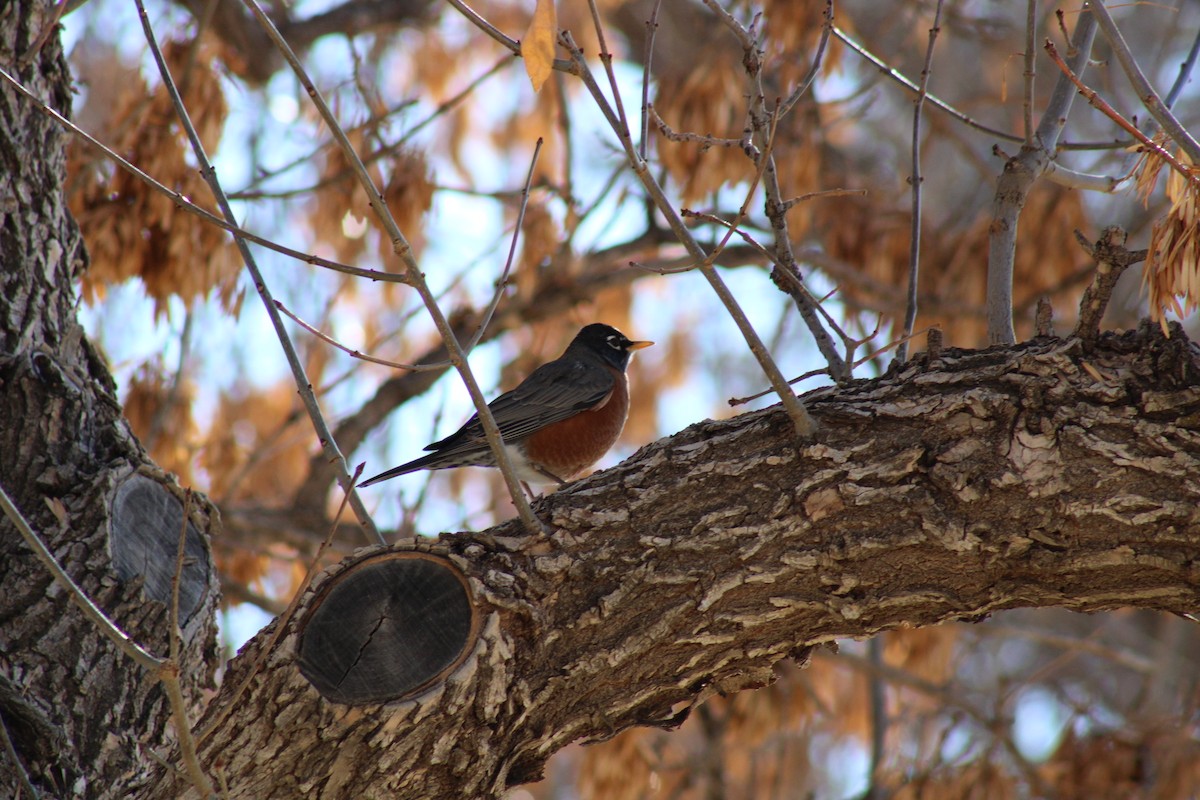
[607,336,622,349]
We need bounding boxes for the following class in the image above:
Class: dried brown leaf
[524,0,557,92]
[1143,149,1200,334]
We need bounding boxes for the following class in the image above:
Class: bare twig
[1022,0,1037,146]
[836,651,1053,798]
[779,0,834,118]
[638,0,663,162]
[162,491,215,798]
[18,0,71,65]
[136,0,384,544]
[986,9,1097,345]
[275,300,448,370]
[277,143,540,373]
[780,187,866,212]
[0,483,163,671]
[234,56,509,200]
[0,65,399,284]
[684,2,847,381]
[648,105,744,147]
[702,102,781,274]
[445,0,576,76]
[897,0,944,363]
[587,0,634,157]
[1166,28,1200,110]
[1043,161,1127,192]
[559,29,816,436]
[1088,0,1200,164]
[714,7,849,382]
[866,637,887,799]
[0,710,40,799]
[729,321,930,407]
[1045,40,1200,189]
[462,137,543,354]
[832,23,1129,153]
[240,0,543,534]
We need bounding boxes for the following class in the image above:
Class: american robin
[359,323,653,488]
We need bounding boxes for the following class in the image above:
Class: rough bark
[167,326,1200,799]
[0,4,220,798]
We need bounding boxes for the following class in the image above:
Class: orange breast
[523,371,631,480]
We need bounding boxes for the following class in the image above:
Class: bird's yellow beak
[628,340,653,351]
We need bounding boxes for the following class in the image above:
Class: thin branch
[559,29,817,436]
[638,0,663,162]
[1022,0,1037,146]
[240,0,543,534]
[18,0,71,65]
[698,0,754,50]
[0,65,400,284]
[985,9,1097,345]
[729,319,935,408]
[866,637,887,799]
[781,187,867,212]
[779,0,834,118]
[445,0,576,75]
[1043,160,1127,192]
[276,300,448,370]
[162,490,215,798]
[831,24,1129,153]
[462,137,543,354]
[1045,39,1200,189]
[711,6,849,382]
[135,0,384,545]
[1165,27,1200,109]
[587,0,634,160]
[0,483,162,671]
[836,651,1053,797]
[1088,0,1200,164]
[897,0,944,363]
[277,160,541,372]
[233,55,510,201]
[682,209,863,359]
[0,707,40,799]
[648,105,744,147]
[702,102,781,277]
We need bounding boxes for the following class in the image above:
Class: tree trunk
[0,4,220,798]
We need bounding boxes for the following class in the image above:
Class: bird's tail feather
[358,452,450,487]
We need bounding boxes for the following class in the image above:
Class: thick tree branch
[167,324,1200,799]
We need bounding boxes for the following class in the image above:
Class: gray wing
[425,357,614,453]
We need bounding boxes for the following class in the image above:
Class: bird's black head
[568,323,653,370]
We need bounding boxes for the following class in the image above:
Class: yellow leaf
[523,0,556,92]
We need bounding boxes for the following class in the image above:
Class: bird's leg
[535,466,568,485]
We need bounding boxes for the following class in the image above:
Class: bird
[359,323,653,489]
